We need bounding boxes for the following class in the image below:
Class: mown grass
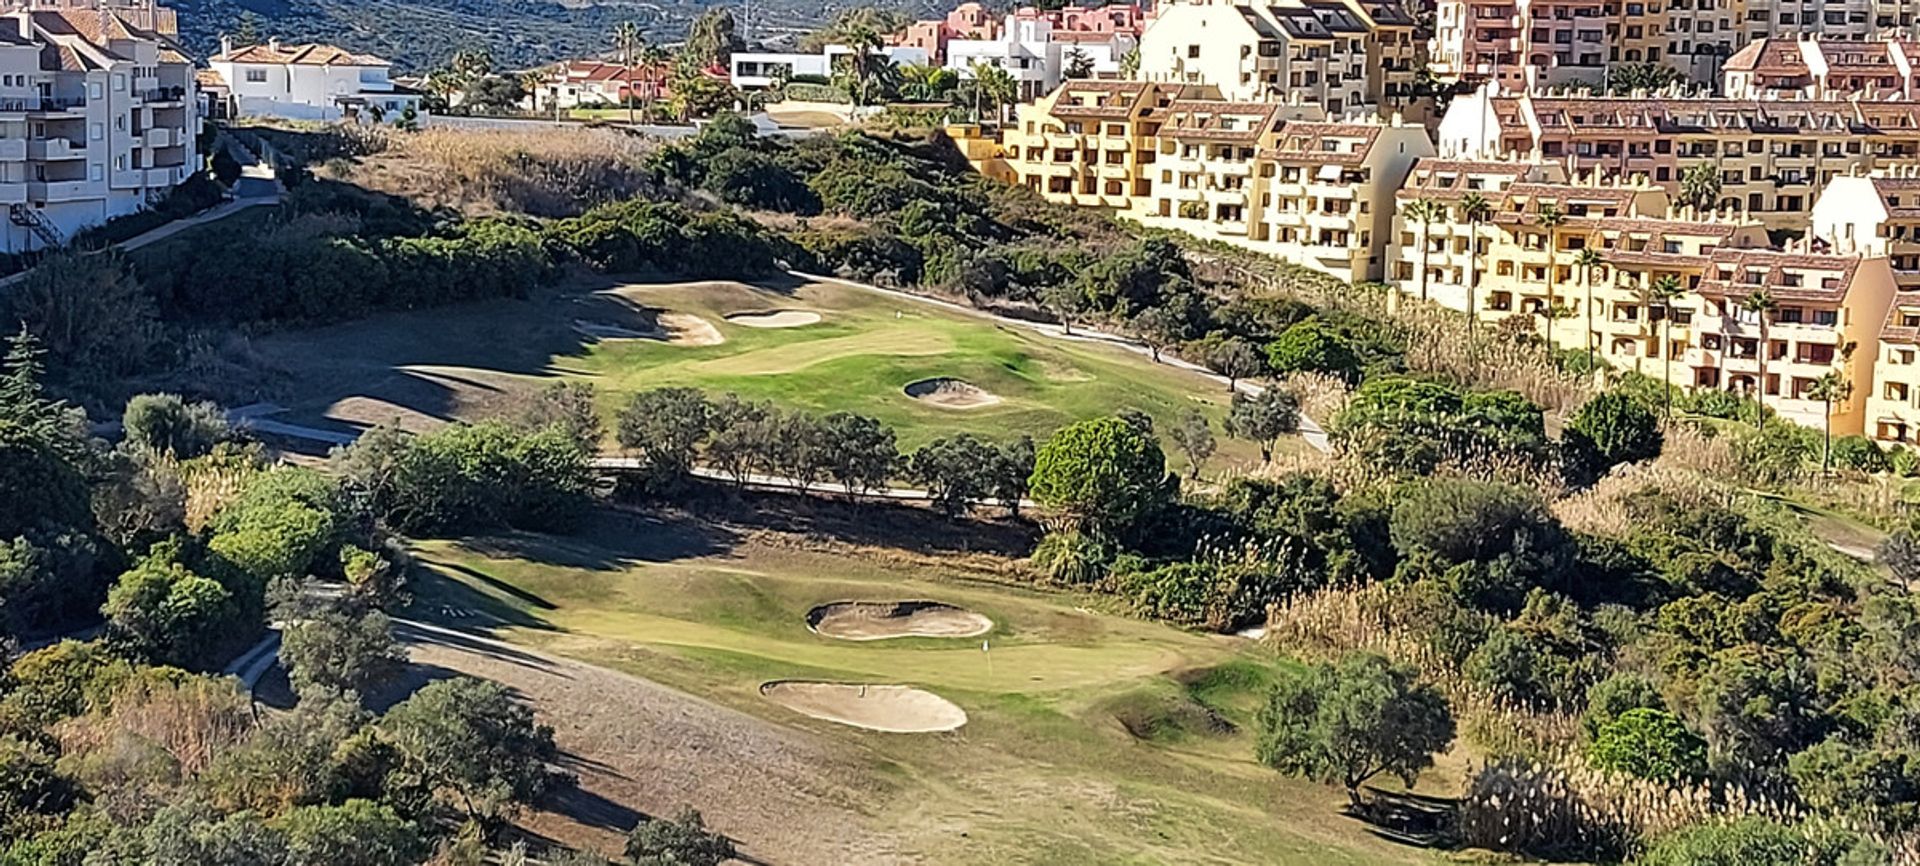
[402,509,1440,865]
[566,278,1305,465]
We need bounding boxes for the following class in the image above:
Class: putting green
[570,279,1295,464]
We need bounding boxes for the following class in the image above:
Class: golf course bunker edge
[807,600,994,641]
[903,377,1002,409]
[759,681,968,733]
[725,309,823,328]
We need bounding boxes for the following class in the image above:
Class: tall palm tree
[1460,192,1491,346]
[1534,202,1566,355]
[834,22,885,106]
[1401,198,1438,302]
[1649,274,1685,418]
[1741,287,1778,428]
[613,22,644,125]
[971,61,1017,124]
[1574,247,1605,371]
[1810,369,1853,474]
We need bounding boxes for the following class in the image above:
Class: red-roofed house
[525,60,669,112]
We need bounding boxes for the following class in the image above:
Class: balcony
[136,86,187,104]
[29,97,86,114]
[26,139,82,161]
[144,166,181,186]
[27,179,94,202]
[143,127,172,148]
[0,182,24,205]
[0,140,23,161]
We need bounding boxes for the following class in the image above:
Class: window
[245,69,268,83]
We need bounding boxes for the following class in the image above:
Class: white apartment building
[729,46,930,89]
[1137,0,1374,118]
[946,13,1136,100]
[207,37,420,122]
[0,0,196,252]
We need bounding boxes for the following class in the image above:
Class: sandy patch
[904,377,1001,409]
[760,681,968,733]
[573,312,724,346]
[808,601,994,641]
[726,309,823,328]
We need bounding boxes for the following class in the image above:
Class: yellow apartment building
[1389,157,1568,312]
[994,80,1217,210]
[1437,88,1920,231]
[1868,291,1920,445]
[1131,107,1433,282]
[1689,247,1895,435]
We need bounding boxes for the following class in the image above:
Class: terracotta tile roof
[213,41,387,66]
[1263,120,1383,166]
[1160,99,1283,142]
[1880,290,1920,343]
[195,68,226,88]
[1723,38,1804,75]
[1395,158,1539,201]
[1695,249,1864,303]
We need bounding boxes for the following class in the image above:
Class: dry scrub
[346,127,662,217]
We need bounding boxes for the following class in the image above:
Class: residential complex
[946,10,1138,100]
[206,37,419,122]
[0,0,197,252]
[991,80,1215,209]
[524,60,668,113]
[1721,37,1920,100]
[891,2,1147,66]
[1135,0,1381,117]
[1437,87,1920,230]
[729,46,930,90]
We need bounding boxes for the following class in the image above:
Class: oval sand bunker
[808,600,993,641]
[903,377,1001,409]
[760,681,967,733]
[726,309,822,328]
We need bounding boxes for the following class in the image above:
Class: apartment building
[1437,87,1920,231]
[0,0,196,252]
[1340,0,1421,117]
[1810,170,1920,291]
[1388,158,1568,311]
[1722,37,1916,100]
[995,80,1216,209]
[208,37,418,122]
[1868,291,1920,444]
[1689,246,1894,433]
[891,2,1145,65]
[1136,0,1373,117]
[1734,0,1875,41]
[1428,0,1739,88]
[1134,107,1431,282]
[945,11,1137,99]
[729,45,929,90]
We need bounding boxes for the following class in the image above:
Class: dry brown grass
[345,126,662,217]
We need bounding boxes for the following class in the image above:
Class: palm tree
[1401,198,1438,302]
[1534,202,1566,355]
[1679,160,1722,213]
[898,63,957,102]
[971,60,1017,124]
[1460,192,1491,345]
[1649,274,1685,418]
[1574,247,1605,370]
[1740,287,1778,428]
[833,22,886,106]
[1810,369,1853,474]
[613,22,644,125]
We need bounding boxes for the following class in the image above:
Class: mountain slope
[163,0,638,71]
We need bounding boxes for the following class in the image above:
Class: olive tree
[1254,653,1455,808]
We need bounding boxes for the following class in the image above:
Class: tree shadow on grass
[674,484,1040,559]
[405,563,563,634]
[455,508,745,571]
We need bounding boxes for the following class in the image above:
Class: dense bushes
[544,199,787,278]
[331,422,592,536]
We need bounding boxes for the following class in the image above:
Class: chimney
[220,34,231,56]
[268,36,280,52]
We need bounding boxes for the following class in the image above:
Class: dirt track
[390,620,907,864]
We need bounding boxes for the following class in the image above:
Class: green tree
[1810,369,1854,475]
[1459,192,1492,345]
[906,434,996,517]
[1679,159,1723,213]
[277,594,402,701]
[1587,708,1707,783]
[1129,303,1190,363]
[1741,288,1778,426]
[1255,653,1455,808]
[1266,316,1360,381]
[682,9,742,68]
[102,541,237,668]
[377,677,563,825]
[1168,409,1215,478]
[1563,391,1663,481]
[819,411,896,496]
[1533,202,1566,352]
[1028,417,1169,539]
[1224,389,1300,463]
[969,61,1017,123]
[612,22,645,125]
[1574,247,1605,369]
[1649,274,1685,418]
[1063,46,1094,79]
[1118,46,1140,78]
[625,807,736,866]
[1580,671,1665,739]
[896,63,958,101]
[1206,336,1266,392]
[1640,817,1883,866]
[1400,198,1440,302]
[276,799,426,866]
[0,734,70,836]
[122,393,229,459]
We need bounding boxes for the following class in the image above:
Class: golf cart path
[789,271,1331,452]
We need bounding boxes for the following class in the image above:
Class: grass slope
[256,276,1304,470]
[403,506,1440,865]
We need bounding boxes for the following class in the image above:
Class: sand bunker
[726,309,822,328]
[573,313,724,346]
[760,681,967,733]
[903,377,1001,409]
[808,601,994,641]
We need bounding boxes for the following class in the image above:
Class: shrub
[1829,435,1889,474]
[1562,391,1662,481]
[1030,530,1112,584]
[1587,708,1707,783]
[336,422,591,535]
[122,394,229,459]
[1265,316,1360,382]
